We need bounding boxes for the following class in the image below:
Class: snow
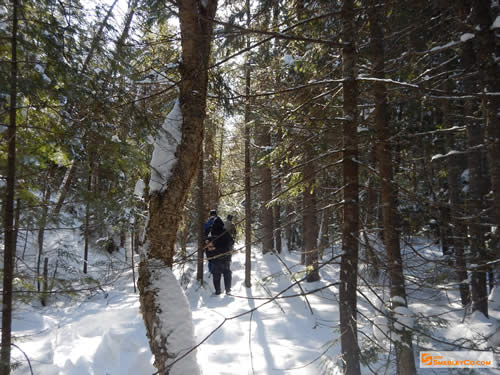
[393,306,415,330]
[430,40,458,52]
[8,233,500,375]
[146,261,200,375]
[492,16,500,29]
[149,99,183,193]
[282,54,295,66]
[431,150,463,161]
[34,64,45,73]
[134,178,145,197]
[460,33,475,42]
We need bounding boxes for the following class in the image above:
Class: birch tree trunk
[138,1,218,373]
[338,0,361,373]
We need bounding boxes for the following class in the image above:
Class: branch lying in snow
[12,343,34,375]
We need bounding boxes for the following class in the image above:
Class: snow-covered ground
[8,238,500,374]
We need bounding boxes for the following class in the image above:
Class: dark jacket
[207,217,233,262]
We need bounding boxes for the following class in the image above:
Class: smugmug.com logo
[420,351,496,368]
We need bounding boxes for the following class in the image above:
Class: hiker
[206,217,232,295]
[203,209,219,239]
[203,209,220,274]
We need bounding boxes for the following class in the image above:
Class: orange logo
[421,353,433,366]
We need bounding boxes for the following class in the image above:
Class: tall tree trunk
[274,131,282,254]
[460,23,489,317]
[217,123,224,206]
[244,0,252,288]
[1,0,18,372]
[257,125,274,253]
[274,175,282,253]
[443,100,470,306]
[466,117,488,316]
[369,2,417,373]
[83,162,92,274]
[338,0,361,373]
[37,167,53,291]
[138,1,218,373]
[472,0,500,290]
[303,143,319,282]
[204,118,218,210]
[365,144,380,278]
[197,149,205,283]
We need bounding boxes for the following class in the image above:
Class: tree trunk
[303,143,320,282]
[131,228,137,293]
[467,116,488,316]
[443,100,470,306]
[369,1,417,373]
[460,26,489,317]
[83,163,92,274]
[1,0,18,372]
[217,123,224,205]
[197,149,205,283]
[472,0,500,290]
[274,131,282,254]
[365,145,380,278]
[41,258,49,307]
[319,204,331,260]
[138,1,218,373]
[204,118,218,210]
[37,167,53,292]
[285,201,294,252]
[257,124,274,253]
[338,0,361,373]
[244,0,252,288]
[274,183,282,253]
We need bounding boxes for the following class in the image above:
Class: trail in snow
[9,239,500,375]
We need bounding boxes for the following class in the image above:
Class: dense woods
[1,0,499,374]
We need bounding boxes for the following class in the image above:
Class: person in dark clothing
[206,217,233,295]
[203,209,219,239]
[203,209,220,274]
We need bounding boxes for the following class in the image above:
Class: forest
[1,0,499,374]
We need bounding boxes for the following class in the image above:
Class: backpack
[204,216,218,237]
